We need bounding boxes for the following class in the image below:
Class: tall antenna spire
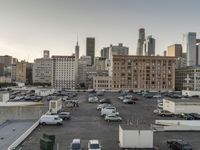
[77,33,79,45]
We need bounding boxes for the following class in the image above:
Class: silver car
[105,114,122,122]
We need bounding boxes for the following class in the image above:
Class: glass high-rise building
[183,32,196,66]
[136,28,145,56]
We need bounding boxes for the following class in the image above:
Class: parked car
[144,94,154,98]
[132,97,139,101]
[39,115,63,125]
[167,139,192,150]
[124,95,133,99]
[97,91,104,96]
[97,103,112,111]
[123,99,136,104]
[157,102,163,109]
[180,113,194,120]
[189,113,200,120]
[70,139,82,150]
[101,106,118,116]
[88,97,98,103]
[118,96,124,100]
[88,140,102,150]
[99,98,111,104]
[58,112,71,120]
[62,96,69,101]
[153,108,162,114]
[105,114,122,122]
[158,110,174,117]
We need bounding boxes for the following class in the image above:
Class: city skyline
[0,0,200,62]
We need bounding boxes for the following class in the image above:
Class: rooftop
[0,120,36,150]
[120,124,152,130]
[164,98,200,103]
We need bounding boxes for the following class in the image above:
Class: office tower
[109,43,129,59]
[15,61,27,83]
[183,32,196,66]
[94,57,106,71]
[75,41,79,87]
[86,37,95,65]
[196,39,200,44]
[108,43,129,76]
[164,50,167,56]
[144,35,155,56]
[43,50,50,58]
[0,55,12,66]
[51,56,75,89]
[167,44,182,57]
[33,51,52,84]
[196,43,200,65]
[112,55,175,91]
[75,41,79,59]
[101,47,109,59]
[136,28,145,55]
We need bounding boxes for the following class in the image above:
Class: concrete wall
[0,106,48,123]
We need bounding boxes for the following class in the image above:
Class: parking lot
[21,92,200,150]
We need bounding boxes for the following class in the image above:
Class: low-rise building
[111,55,176,91]
[93,76,112,90]
[175,66,200,91]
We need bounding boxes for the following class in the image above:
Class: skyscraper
[43,50,50,58]
[136,28,145,55]
[75,41,79,59]
[144,35,155,56]
[167,44,182,57]
[101,47,109,59]
[183,32,196,66]
[86,37,95,65]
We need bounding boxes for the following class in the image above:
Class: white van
[39,115,63,125]
[101,106,119,116]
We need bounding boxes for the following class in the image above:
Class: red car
[132,97,139,101]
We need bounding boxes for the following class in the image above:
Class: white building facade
[52,56,75,89]
[93,76,112,90]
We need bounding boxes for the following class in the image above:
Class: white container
[49,98,62,114]
[0,92,9,102]
[119,125,153,149]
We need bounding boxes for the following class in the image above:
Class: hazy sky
[0,0,199,62]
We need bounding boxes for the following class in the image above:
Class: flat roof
[164,98,200,103]
[120,124,152,130]
[0,120,36,150]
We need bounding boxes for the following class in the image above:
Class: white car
[101,106,117,116]
[105,114,122,122]
[153,108,162,114]
[97,103,112,111]
[118,96,124,100]
[88,97,98,103]
[88,140,102,150]
[157,102,163,109]
[124,95,133,99]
